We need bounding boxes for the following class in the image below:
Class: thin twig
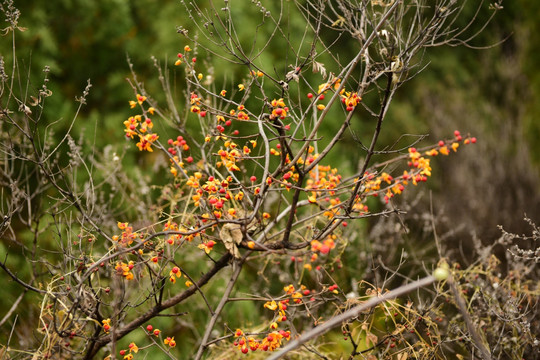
[0,290,26,327]
[447,275,492,360]
[267,275,436,360]
[194,258,245,359]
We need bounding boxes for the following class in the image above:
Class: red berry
[307,93,313,99]
[438,140,444,147]
[199,111,206,117]
[320,244,330,254]
[119,350,126,356]
[146,325,153,332]
[250,176,257,182]
[471,137,477,143]
[186,156,193,163]
[454,130,460,137]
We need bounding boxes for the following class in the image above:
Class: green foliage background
[1,0,539,358]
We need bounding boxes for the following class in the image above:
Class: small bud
[433,267,449,281]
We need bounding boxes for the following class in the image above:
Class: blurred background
[1,0,539,357]
[5,0,537,239]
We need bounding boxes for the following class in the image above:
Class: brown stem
[267,276,436,360]
[194,258,245,359]
[84,252,232,359]
[447,275,492,360]
[346,72,394,214]
[280,173,305,248]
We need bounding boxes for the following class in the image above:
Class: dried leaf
[285,69,299,83]
[220,223,242,258]
[397,353,408,360]
[29,95,40,106]
[312,61,327,79]
[366,332,378,346]
[219,210,257,258]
